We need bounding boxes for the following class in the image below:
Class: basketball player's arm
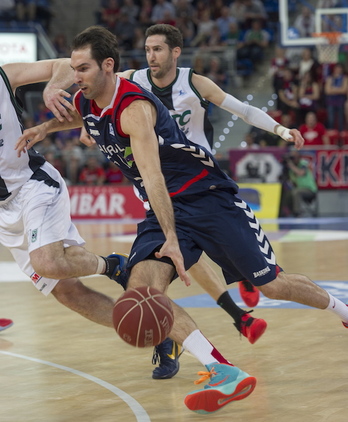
[3,59,75,122]
[191,73,304,149]
[120,100,190,286]
[15,109,83,157]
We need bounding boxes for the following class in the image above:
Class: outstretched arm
[121,100,190,286]
[15,109,83,157]
[3,59,75,122]
[191,73,304,149]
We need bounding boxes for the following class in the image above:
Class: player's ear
[173,47,181,60]
[103,57,115,73]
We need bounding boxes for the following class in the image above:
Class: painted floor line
[0,351,151,422]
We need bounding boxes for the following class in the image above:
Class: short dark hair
[145,24,183,50]
[71,25,120,72]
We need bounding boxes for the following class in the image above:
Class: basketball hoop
[312,32,342,64]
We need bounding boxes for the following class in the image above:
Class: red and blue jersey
[74,77,238,202]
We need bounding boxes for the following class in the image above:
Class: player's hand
[288,129,304,149]
[80,126,96,147]
[15,126,47,157]
[155,239,191,287]
[43,87,75,122]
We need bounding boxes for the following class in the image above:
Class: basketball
[113,286,174,347]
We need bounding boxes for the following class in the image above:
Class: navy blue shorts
[127,189,281,287]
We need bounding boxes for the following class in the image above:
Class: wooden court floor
[1,221,348,422]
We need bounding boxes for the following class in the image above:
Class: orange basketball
[113,286,174,347]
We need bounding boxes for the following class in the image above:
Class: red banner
[68,185,146,220]
[316,149,348,189]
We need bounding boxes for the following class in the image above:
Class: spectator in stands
[104,162,124,184]
[225,21,242,47]
[299,111,330,147]
[33,101,54,125]
[61,138,85,185]
[280,150,318,217]
[229,0,246,29]
[251,113,293,148]
[216,6,237,40]
[99,0,120,31]
[114,11,135,50]
[79,156,106,186]
[236,19,270,66]
[16,0,52,31]
[298,71,321,121]
[120,0,139,24]
[242,0,267,29]
[151,0,176,25]
[206,25,225,48]
[138,0,153,28]
[132,26,146,51]
[324,63,348,131]
[297,48,320,81]
[176,15,195,47]
[0,0,16,23]
[52,33,70,58]
[293,6,315,38]
[191,8,215,47]
[277,68,300,124]
[270,46,290,97]
[239,132,260,149]
[205,55,227,89]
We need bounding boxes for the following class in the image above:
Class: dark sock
[217,291,246,324]
[101,255,120,277]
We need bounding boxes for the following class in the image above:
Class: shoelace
[193,368,217,385]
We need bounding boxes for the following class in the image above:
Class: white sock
[326,293,348,322]
[182,329,231,366]
[96,256,106,274]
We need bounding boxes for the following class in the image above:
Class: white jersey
[130,67,214,152]
[0,67,36,199]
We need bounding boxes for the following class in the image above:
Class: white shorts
[0,163,85,296]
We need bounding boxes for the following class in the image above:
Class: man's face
[71,47,106,101]
[145,35,175,80]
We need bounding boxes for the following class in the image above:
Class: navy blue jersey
[74,77,238,203]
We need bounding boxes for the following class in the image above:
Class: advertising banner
[68,185,146,220]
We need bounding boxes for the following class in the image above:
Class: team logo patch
[30,229,38,243]
[31,272,42,284]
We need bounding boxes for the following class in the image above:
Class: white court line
[0,351,151,422]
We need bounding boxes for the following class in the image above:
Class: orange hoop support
[312,32,342,44]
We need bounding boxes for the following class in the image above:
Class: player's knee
[31,257,65,280]
[51,278,81,303]
[258,273,290,300]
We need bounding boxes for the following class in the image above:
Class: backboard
[279,0,348,47]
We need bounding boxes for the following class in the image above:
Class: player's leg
[51,278,115,327]
[259,271,348,326]
[188,256,266,344]
[126,258,256,413]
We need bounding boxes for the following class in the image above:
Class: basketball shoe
[104,253,129,289]
[184,362,256,414]
[0,318,13,332]
[152,337,182,379]
[234,311,267,344]
[238,280,260,307]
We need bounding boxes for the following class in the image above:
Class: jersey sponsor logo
[171,110,191,126]
[253,266,271,278]
[179,90,186,96]
[30,272,42,284]
[109,123,115,136]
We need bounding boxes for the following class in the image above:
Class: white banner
[0,33,37,65]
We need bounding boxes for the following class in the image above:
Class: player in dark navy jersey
[16,25,348,415]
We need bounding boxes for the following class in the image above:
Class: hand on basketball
[43,87,75,123]
[155,240,191,286]
[15,125,48,157]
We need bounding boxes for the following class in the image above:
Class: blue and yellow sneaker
[152,337,182,379]
[103,253,129,290]
[184,363,256,414]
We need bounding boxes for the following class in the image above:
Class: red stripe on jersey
[169,169,209,197]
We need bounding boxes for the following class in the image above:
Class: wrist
[275,124,292,141]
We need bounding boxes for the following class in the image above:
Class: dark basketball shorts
[127,189,282,287]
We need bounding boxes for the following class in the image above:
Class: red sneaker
[0,318,13,332]
[239,280,260,307]
[235,313,267,344]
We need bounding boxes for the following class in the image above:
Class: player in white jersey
[0,59,125,328]
[111,23,296,378]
